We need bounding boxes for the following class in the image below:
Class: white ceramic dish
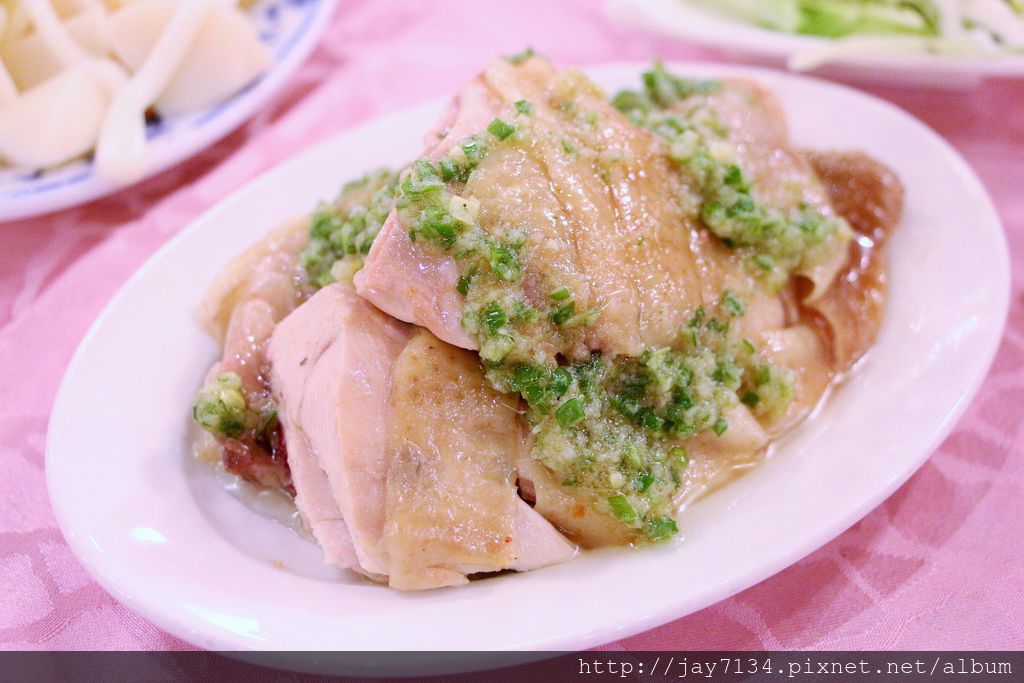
[0,0,337,223]
[47,62,1008,664]
[606,0,1024,88]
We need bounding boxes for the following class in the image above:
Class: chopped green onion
[505,47,535,65]
[511,301,539,323]
[721,291,746,317]
[622,444,644,470]
[514,99,533,115]
[688,307,705,329]
[669,446,690,469]
[438,158,459,182]
[488,241,522,281]
[549,302,575,325]
[555,397,585,428]
[462,139,484,163]
[456,266,477,295]
[712,359,739,384]
[488,118,516,141]
[713,417,728,436]
[523,384,546,408]
[482,301,507,334]
[644,516,678,541]
[639,408,663,431]
[607,494,637,523]
[633,471,655,493]
[193,372,249,438]
[513,364,545,388]
[706,318,729,334]
[549,287,571,301]
[548,368,572,397]
[612,90,650,114]
[723,164,749,191]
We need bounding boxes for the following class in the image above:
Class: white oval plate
[47,62,1008,662]
[606,0,1024,88]
[0,0,337,223]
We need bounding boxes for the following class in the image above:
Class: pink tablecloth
[1,0,1022,652]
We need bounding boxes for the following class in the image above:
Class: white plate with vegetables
[0,0,336,222]
[606,0,1024,87]
[47,60,1007,663]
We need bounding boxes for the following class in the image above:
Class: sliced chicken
[743,151,903,430]
[385,330,575,589]
[268,283,413,578]
[204,298,289,490]
[517,457,638,548]
[353,57,712,360]
[516,400,773,548]
[355,57,839,364]
[283,425,361,572]
[804,150,904,370]
[269,284,575,588]
[200,215,310,344]
[194,217,311,490]
[512,499,578,570]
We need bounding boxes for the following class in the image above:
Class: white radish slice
[14,0,129,98]
[94,0,212,183]
[154,3,270,114]
[105,0,176,69]
[83,55,131,94]
[20,0,90,66]
[108,0,270,115]
[1,6,111,91]
[0,64,108,168]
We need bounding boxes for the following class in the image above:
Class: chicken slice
[384,330,575,589]
[512,498,578,571]
[355,57,837,365]
[203,298,289,490]
[268,283,414,578]
[269,284,574,586]
[804,150,904,370]
[517,457,638,548]
[194,217,311,491]
[351,59,558,351]
[200,215,310,344]
[282,424,361,572]
[355,56,720,361]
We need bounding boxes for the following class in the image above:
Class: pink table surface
[1,0,1022,652]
